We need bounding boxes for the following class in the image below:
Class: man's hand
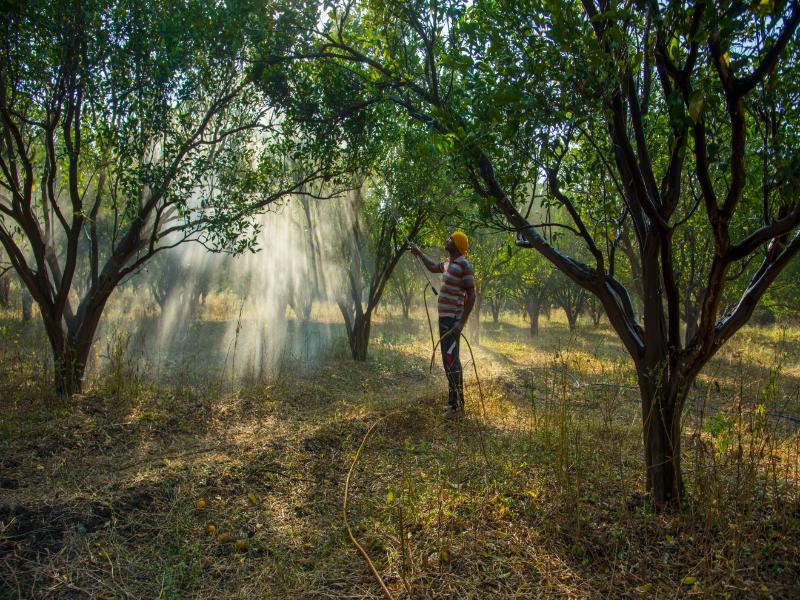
[408,242,421,256]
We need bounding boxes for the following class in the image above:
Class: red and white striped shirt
[437,255,475,318]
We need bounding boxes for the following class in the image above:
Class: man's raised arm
[408,243,443,273]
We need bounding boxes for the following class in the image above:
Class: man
[409,232,476,418]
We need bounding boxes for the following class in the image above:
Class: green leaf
[495,86,523,105]
[754,0,775,17]
[688,90,704,124]
[668,37,680,62]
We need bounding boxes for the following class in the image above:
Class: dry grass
[0,308,798,599]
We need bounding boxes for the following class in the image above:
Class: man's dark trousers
[439,316,464,410]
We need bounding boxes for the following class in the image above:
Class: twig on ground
[343,412,401,600]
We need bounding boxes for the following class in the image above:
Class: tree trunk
[638,372,687,506]
[40,316,84,397]
[684,296,699,343]
[52,339,89,397]
[21,292,33,321]
[401,298,410,320]
[301,300,313,321]
[289,294,313,322]
[349,313,371,361]
[490,297,501,323]
[39,291,109,396]
[525,298,541,336]
[557,289,584,331]
[0,274,9,308]
[564,307,579,331]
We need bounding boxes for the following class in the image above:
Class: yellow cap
[451,231,469,256]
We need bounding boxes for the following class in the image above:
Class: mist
[92,193,357,383]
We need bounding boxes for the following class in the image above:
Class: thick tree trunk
[52,340,89,397]
[349,313,371,361]
[638,373,687,506]
[564,307,579,331]
[40,292,109,396]
[41,317,85,396]
[401,299,410,320]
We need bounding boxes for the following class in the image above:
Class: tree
[522,280,551,337]
[552,273,586,332]
[291,0,800,505]
[0,0,329,394]
[335,127,437,360]
[146,251,212,320]
[148,253,183,315]
[462,231,515,344]
[584,294,604,328]
[500,237,554,336]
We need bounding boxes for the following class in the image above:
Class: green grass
[0,307,798,598]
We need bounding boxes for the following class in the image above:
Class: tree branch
[735,1,800,97]
[714,230,800,353]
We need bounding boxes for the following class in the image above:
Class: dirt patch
[303,426,350,454]
[0,501,113,554]
[0,479,170,556]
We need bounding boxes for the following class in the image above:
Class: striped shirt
[438,255,475,318]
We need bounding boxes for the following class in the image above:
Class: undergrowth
[0,311,798,598]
